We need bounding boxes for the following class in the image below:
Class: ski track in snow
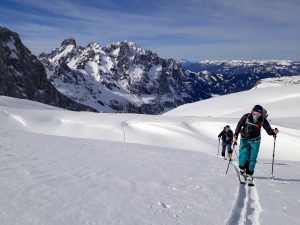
[226,162,263,225]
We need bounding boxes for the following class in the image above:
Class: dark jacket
[218,129,233,144]
[234,113,275,140]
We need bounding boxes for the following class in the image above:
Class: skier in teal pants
[233,105,278,184]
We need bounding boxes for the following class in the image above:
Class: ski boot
[240,169,247,184]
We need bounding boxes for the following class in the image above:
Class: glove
[273,128,279,137]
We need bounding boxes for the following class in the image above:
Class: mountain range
[181,60,300,94]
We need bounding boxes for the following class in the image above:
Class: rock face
[0,27,96,112]
[40,40,210,114]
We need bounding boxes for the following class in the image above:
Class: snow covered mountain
[39,39,210,114]
[252,75,300,89]
[0,27,95,112]
[182,60,300,94]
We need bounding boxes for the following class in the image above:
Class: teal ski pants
[239,138,261,175]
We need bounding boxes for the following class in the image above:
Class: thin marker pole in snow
[217,138,220,157]
[120,116,140,143]
[121,121,126,142]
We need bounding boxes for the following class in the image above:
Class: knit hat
[252,105,263,113]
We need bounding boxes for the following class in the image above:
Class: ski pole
[234,144,239,159]
[217,138,220,157]
[226,143,236,175]
[271,134,277,178]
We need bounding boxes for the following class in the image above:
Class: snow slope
[0,84,300,225]
[253,75,300,89]
[0,129,238,225]
[164,85,300,161]
[164,84,300,118]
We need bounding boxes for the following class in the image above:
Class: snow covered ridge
[165,84,300,118]
[39,38,211,114]
[252,75,300,89]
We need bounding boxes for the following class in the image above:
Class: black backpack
[262,108,268,121]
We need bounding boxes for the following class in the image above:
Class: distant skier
[218,125,233,160]
[233,105,279,185]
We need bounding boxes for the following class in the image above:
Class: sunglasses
[252,112,261,117]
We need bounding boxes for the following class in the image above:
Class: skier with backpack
[218,125,233,160]
[232,105,279,185]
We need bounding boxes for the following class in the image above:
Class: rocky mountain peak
[0,26,27,61]
[105,40,146,57]
[61,38,76,47]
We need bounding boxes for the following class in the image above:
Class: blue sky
[1,0,299,61]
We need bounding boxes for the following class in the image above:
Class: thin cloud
[1,0,299,60]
